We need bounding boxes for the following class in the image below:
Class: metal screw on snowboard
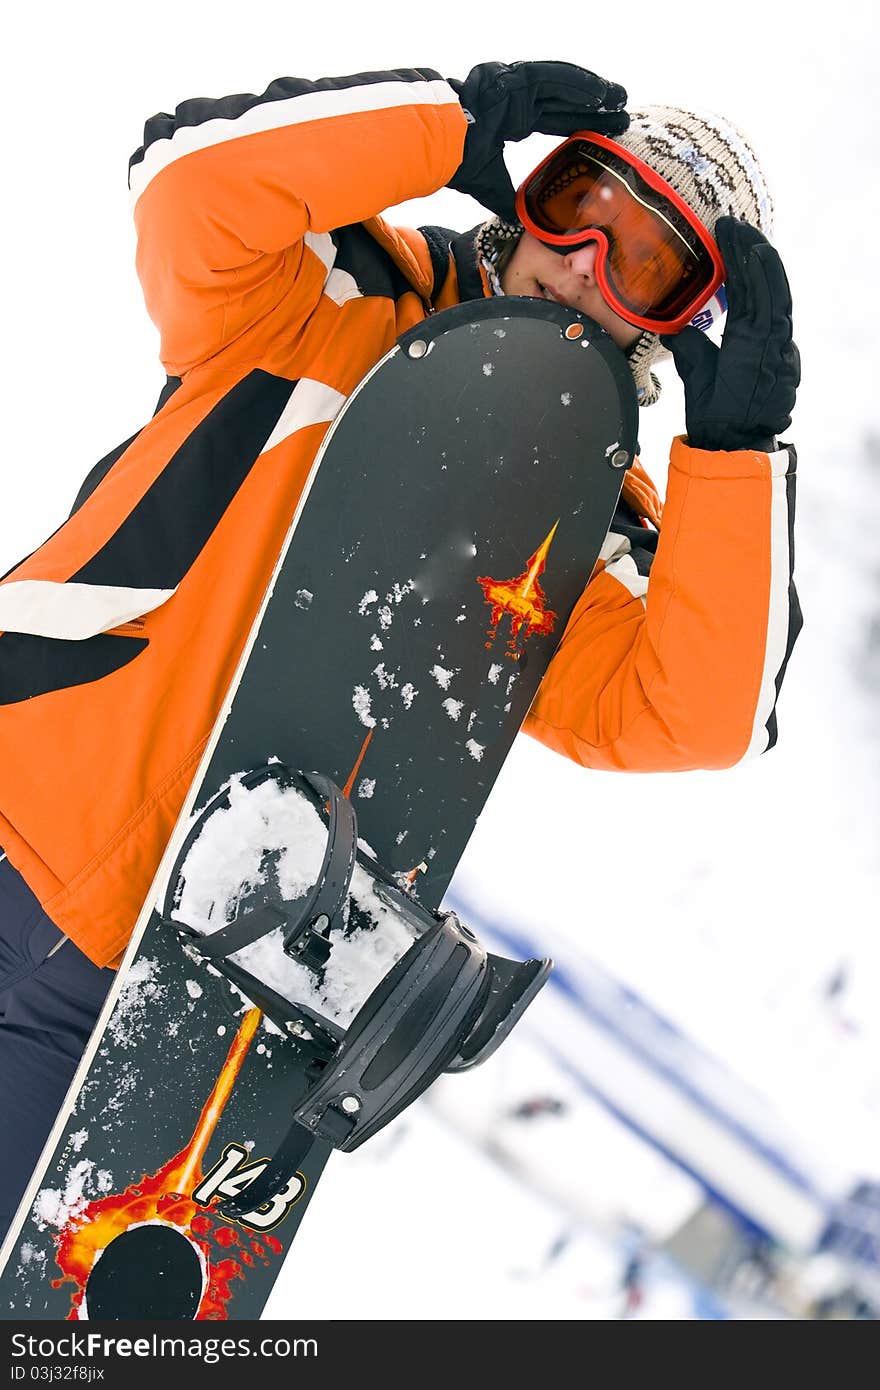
[159,761,551,1215]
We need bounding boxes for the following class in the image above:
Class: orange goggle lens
[517,137,722,325]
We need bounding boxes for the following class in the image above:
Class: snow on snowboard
[0,298,636,1319]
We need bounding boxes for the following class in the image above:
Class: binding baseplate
[160,763,551,1207]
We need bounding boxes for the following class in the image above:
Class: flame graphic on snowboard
[47,1008,293,1320]
[478,523,559,655]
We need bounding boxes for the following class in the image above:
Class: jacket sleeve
[524,437,801,771]
[129,69,467,373]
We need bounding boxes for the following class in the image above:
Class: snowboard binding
[160,763,551,1207]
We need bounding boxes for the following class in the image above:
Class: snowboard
[0,297,636,1320]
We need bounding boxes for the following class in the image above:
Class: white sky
[1,0,879,1318]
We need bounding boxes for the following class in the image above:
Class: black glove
[447,60,628,221]
[660,217,800,453]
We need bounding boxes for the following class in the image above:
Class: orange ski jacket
[0,68,800,969]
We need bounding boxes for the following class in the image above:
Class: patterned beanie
[476,106,774,405]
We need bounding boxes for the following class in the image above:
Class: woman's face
[500,232,643,351]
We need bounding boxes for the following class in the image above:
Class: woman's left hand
[661,218,800,453]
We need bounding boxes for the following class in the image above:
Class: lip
[537,282,564,305]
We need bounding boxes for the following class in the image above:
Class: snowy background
[2,0,878,1319]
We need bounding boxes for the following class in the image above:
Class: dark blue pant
[0,853,114,1244]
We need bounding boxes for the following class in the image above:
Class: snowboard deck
[0,298,636,1319]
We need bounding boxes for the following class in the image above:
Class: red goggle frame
[514,131,726,333]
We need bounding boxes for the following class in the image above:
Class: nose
[563,242,599,281]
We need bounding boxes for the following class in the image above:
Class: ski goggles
[514,131,726,333]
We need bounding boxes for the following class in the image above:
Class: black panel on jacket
[418,224,460,301]
[608,494,659,578]
[69,379,183,520]
[332,224,413,302]
[449,225,486,303]
[73,371,295,591]
[0,632,148,706]
[69,431,143,519]
[153,375,183,415]
[1,371,295,704]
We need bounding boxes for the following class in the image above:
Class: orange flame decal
[342,727,374,799]
[478,523,559,656]
[49,1007,283,1320]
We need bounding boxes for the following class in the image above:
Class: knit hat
[476,106,774,405]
